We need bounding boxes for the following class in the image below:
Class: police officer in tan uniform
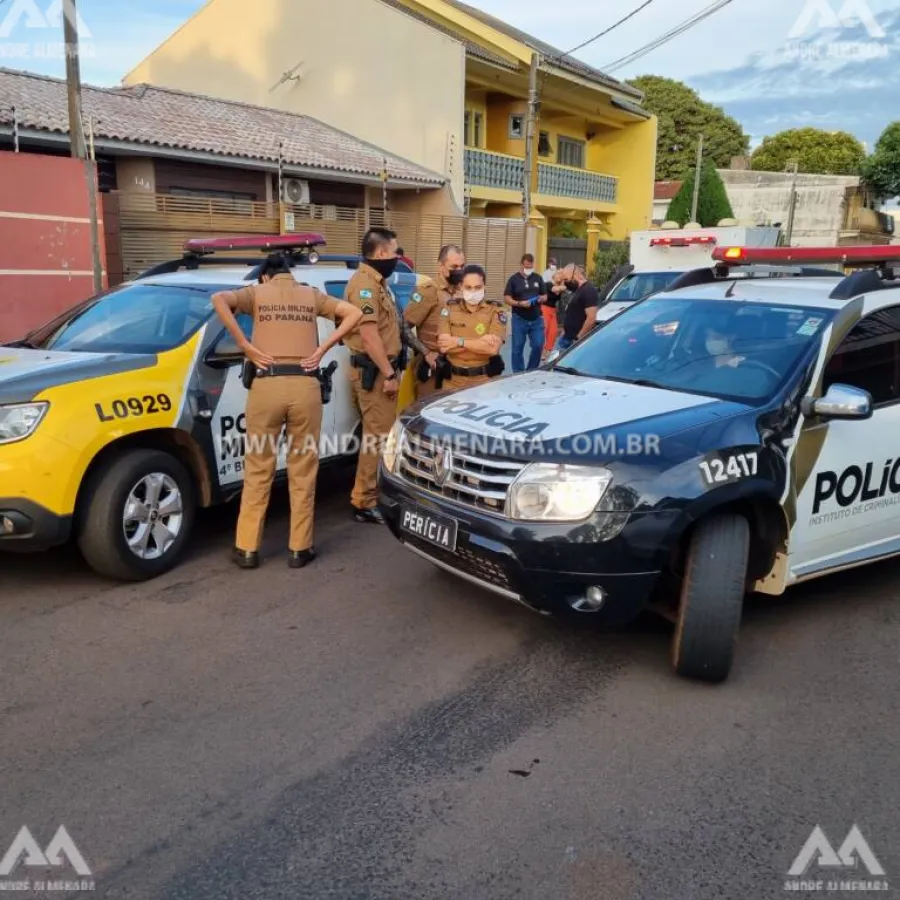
[344,227,403,523]
[212,253,362,568]
[436,264,507,390]
[403,244,465,399]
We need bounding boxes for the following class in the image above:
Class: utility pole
[63,0,87,160]
[522,52,540,220]
[63,0,102,293]
[784,158,799,246]
[690,134,704,223]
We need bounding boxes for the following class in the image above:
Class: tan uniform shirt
[220,273,339,363]
[343,263,402,357]
[438,298,507,368]
[403,274,445,352]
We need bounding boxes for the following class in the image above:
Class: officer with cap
[436,264,507,390]
[403,243,465,399]
[344,226,404,523]
[212,252,362,568]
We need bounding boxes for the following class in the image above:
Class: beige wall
[124,0,466,211]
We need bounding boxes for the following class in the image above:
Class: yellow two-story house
[124,0,656,271]
[426,0,657,268]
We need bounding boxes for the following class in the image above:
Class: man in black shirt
[556,264,599,351]
[503,253,547,372]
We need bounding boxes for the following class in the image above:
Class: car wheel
[671,512,749,683]
[77,449,196,581]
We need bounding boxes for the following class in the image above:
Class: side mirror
[801,383,873,420]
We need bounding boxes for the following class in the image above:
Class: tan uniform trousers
[235,375,322,553]
[350,366,398,510]
[446,372,493,391]
[412,352,442,401]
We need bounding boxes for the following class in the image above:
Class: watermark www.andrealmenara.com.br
[215,431,662,462]
[0,0,96,61]
[784,0,890,61]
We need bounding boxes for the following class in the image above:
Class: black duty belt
[256,364,319,377]
[450,364,489,377]
[350,353,399,368]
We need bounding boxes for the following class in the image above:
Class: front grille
[403,533,514,592]
[397,432,526,514]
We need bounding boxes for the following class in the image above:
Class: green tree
[626,75,749,181]
[591,241,629,290]
[861,122,900,201]
[665,158,734,226]
[750,127,865,175]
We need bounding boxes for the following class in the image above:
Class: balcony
[464,148,618,205]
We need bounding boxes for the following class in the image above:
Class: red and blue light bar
[183,233,327,254]
[649,235,717,247]
[713,245,900,267]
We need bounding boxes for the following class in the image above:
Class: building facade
[123,0,658,271]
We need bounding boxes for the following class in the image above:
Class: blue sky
[1,0,897,149]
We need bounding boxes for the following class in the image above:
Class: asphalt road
[2,461,899,899]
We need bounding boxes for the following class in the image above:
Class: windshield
[555,297,833,403]
[38,282,219,354]
[607,271,681,302]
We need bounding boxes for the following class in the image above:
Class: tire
[671,512,749,683]
[77,449,196,581]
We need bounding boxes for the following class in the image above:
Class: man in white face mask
[503,253,546,372]
[437,264,508,390]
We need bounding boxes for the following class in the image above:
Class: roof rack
[665,263,843,293]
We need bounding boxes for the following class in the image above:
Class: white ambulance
[596,222,782,324]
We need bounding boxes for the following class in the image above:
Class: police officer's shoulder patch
[411,291,422,303]
[440,307,450,317]
[359,288,373,299]
[498,311,508,324]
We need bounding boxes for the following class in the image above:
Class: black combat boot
[353,506,384,524]
[232,548,259,569]
[288,547,317,568]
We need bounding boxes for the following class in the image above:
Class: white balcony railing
[464,148,618,204]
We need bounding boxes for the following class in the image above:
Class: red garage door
[0,151,106,342]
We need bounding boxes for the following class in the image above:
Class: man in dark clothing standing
[503,253,547,372]
[555,264,599,352]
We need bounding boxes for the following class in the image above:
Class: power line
[551,0,659,62]
[600,0,736,73]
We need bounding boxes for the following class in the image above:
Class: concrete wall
[124,0,465,210]
[0,151,106,342]
[717,170,862,245]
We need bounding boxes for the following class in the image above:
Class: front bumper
[378,468,678,624]
[0,497,72,551]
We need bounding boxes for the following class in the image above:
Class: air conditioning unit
[282,178,310,204]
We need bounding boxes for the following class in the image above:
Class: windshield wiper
[594,374,680,392]
[551,365,593,378]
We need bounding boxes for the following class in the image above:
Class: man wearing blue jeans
[504,253,547,372]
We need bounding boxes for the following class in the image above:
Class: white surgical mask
[523,268,534,277]
[463,289,485,304]
[706,336,728,355]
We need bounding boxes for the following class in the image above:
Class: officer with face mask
[343,227,403,523]
[436,264,507,390]
[403,244,465,399]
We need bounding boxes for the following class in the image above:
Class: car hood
[0,346,157,404]
[416,369,745,443]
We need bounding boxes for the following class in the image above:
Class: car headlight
[0,402,48,445]
[382,420,405,474]
[507,463,612,522]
